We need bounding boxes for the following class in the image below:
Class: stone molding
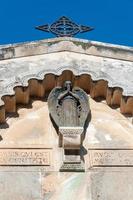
[0,69,132,123]
[0,37,133,62]
[0,38,132,123]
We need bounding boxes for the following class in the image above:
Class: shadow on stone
[111,104,120,109]
[80,146,88,162]
[0,122,9,129]
[83,110,92,141]
[0,135,3,141]
[94,96,105,102]
[123,113,133,118]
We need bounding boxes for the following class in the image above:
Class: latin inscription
[89,150,133,167]
[0,149,51,166]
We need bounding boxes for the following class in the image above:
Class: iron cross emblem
[35,16,94,37]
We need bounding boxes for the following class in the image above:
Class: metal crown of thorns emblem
[35,16,94,37]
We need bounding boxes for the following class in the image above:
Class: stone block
[59,127,83,149]
[0,169,42,200]
[90,169,133,200]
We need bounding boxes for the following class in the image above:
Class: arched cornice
[0,70,132,124]
[0,38,133,124]
[0,50,132,97]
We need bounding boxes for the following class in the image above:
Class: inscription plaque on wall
[89,149,133,167]
[0,149,52,166]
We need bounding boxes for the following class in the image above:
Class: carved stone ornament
[48,81,90,171]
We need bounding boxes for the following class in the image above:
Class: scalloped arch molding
[0,70,132,124]
[0,38,133,123]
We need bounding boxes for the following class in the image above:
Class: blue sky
[0,0,132,46]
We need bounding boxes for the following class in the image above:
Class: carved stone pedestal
[59,127,83,148]
[59,127,84,172]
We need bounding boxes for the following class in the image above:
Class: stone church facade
[0,37,133,199]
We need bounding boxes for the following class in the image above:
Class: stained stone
[0,37,133,199]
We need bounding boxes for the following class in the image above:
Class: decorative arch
[0,70,132,124]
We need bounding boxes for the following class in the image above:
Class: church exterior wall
[0,38,133,199]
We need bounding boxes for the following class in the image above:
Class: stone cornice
[0,37,133,62]
[0,38,132,123]
[0,51,132,96]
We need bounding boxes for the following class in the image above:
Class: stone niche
[0,96,133,200]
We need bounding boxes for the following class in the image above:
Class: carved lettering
[0,149,51,166]
[89,150,133,167]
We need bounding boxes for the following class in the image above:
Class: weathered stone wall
[1,169,133,200]
[0,37,133,199]
[0,98,132,199]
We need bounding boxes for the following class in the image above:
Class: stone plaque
[0,149,51,166]
[89,149,133,167]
